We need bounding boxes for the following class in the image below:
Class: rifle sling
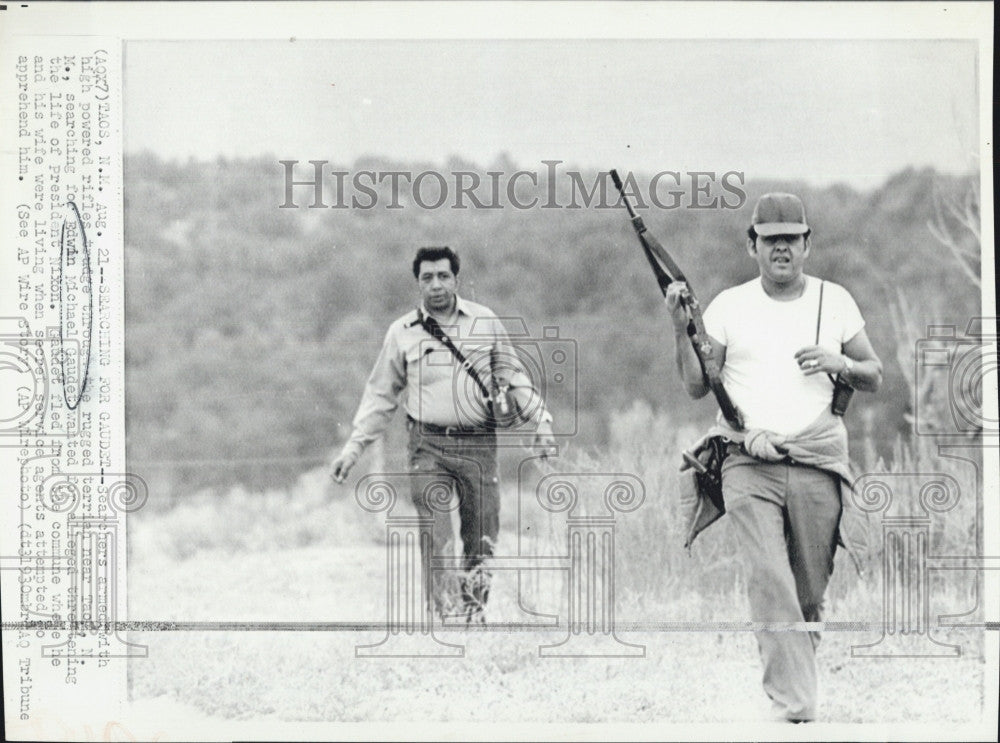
[414,308,492,400]
[640,230,687,288]
[639,235,675,295]
[816,280,838,386]
[643,231,744,430]
[614,175,744,430]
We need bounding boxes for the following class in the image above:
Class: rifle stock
[610,169,745,431]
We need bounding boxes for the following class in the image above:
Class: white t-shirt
[702,275,865,436]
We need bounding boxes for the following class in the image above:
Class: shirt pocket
[405,342,454,386]
[455,341,495,378]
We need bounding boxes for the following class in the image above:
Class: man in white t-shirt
[666,193,882,722]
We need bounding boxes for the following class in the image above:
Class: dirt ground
[126,541,987,731]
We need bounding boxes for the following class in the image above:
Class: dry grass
[127,542,985,725]
[126,405,988,727]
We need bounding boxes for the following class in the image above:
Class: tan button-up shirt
[342,296,542,460]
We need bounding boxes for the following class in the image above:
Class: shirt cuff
[340,440,364,462]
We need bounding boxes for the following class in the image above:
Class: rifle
[610,169,745,431]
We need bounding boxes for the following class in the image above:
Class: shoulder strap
[815,279,824,344]
[815,281,837,385]
[415,308,492,399]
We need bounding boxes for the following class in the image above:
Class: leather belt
[407,416,494,437]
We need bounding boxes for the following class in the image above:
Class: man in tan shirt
[331,246,555,621]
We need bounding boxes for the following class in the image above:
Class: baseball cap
[751,193,809,236]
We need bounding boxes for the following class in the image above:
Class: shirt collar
[420,295,468,319]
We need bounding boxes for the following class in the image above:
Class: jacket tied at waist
[679,409,870,575]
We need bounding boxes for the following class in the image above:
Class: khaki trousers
[722,448,842,722]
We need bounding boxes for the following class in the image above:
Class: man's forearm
[343,392,398,460]
[342,327,406,459]
[675,328,709,398]
[339,437,366,463]
[841,357,882,393]
[511,386,552,426]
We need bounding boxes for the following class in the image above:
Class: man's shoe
[431,570,465,620]
[770,701,814,723]
[461,567,491,623]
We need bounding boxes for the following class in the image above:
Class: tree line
[123,152,980,498]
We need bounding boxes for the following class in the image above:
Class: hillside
[123,154,981,499]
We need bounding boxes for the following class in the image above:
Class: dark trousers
[721,450,842,722]
[407,422,499,612]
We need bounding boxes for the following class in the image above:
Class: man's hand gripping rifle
[610,169,745,432]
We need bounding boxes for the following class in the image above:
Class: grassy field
[125,424,988,729]
[127,539,985,726]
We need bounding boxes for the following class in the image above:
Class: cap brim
[754,222,809,237]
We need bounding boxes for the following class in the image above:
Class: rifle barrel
[610,164,745,431]
[609,169,639,220]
